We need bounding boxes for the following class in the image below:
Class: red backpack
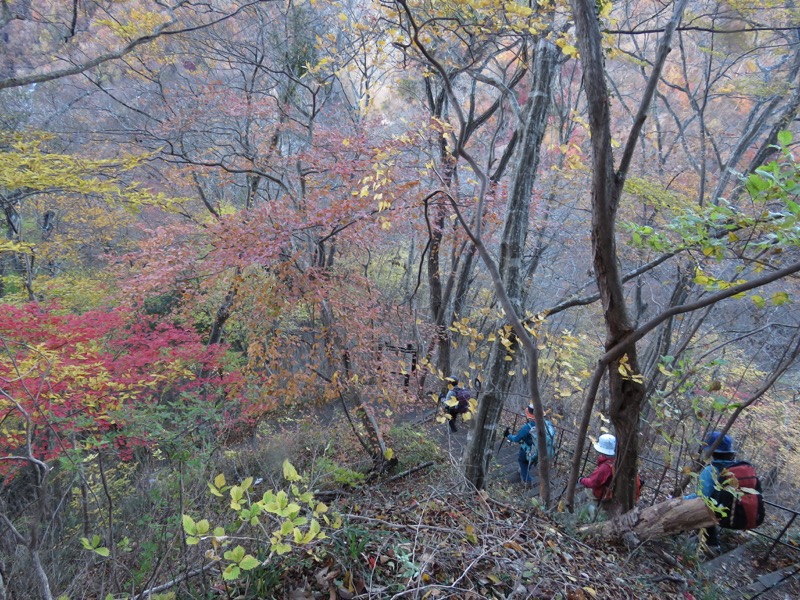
[709,461,765,530]
[595,465,642,502]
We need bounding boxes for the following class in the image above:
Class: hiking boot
[702,544,722,560]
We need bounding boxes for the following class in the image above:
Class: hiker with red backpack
[686,431,765,556]
[440,376,471,433]
[579,434,617,511]
[578,434,642,516]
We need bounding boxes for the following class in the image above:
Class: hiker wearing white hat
[593,434,617,456]
[579,434,617,504]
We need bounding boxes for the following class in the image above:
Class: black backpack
[708,461,765,530]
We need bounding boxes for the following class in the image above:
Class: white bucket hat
[593,434,616,456]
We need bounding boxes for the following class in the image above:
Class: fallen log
[578,497,717,544]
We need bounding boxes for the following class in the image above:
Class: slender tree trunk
[568,0,689,511]
[462,37,557,495]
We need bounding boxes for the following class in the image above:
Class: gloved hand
[502,427,510,439]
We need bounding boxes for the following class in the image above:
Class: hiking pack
[522,420,556,464]
[708,461,765,530]
[454,387,471,411]
[595,465,642,502]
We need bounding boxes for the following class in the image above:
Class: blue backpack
[523,420,556,463]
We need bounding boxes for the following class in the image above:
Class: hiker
[505,404,555,485]
[686,431,765,556]
[440,376,470,433]
[578,434,617,510]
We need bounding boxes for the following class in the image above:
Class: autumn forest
[3,0,800,598]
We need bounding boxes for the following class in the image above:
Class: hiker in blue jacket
[506,405,554,485]
[686,431,738,555]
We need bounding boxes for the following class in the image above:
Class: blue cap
[703,431,734,454]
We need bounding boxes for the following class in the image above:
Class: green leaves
[182,514,210,545]
[283,459,301,482]
[80,534,110,557]
[221,545,261,580]
[183,464,329,583]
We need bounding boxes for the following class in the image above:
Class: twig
[383,461,435,484]
[131,560,220,600]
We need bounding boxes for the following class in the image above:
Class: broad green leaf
[280,520,295,536]
[273,542,292,555]
[185,536,199,545]
[750,295,765,309]
[293,527,304,543]
[283,460,301,482]
[182,515,197,535]
[94,546,110,557]
[230,486,243,502]
[208,482,223,497]
[224,545,246,563]
[241,477,253,491]
[214,473,227,488]
[772,291,790,306]
[239,555,260,570]
[222,564,241,581]
[196,519,210,535]
[302,519,322,544]
[778,130,793,147]
[283,502,302,517]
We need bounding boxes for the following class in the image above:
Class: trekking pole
[497,426,511,453]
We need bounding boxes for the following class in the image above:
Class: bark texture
[579,497,717,543]
[463,38,557,494]
[568,0,689,511]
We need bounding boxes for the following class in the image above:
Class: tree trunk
[462,37,557,496]
[578,497,716,543]
[569,0,689,512]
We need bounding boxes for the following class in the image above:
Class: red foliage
[0,304,234,472]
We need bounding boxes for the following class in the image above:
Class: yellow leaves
[555,35,579,59]
[96,9,168,42]
[617,354,644,384]
[464,524,478,544]
[596,0,613,19]
[0,240,35,255]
